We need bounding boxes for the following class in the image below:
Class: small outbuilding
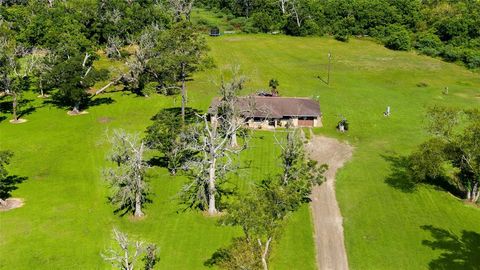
[209,96,322,129]
[210,27,220,37]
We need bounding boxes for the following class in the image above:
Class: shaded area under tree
[421,225,480,270]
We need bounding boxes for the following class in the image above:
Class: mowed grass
[0,33,479,270]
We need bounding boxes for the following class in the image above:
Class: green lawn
[1,34,479,270]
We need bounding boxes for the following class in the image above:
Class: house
[209,96,322,129]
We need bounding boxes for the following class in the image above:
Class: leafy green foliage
[415,33,443,57]
[0,150,27,201]
[409,107,480,202]
[145,108,198,175]
[200,0,480,68]
[49,54,109,111]
[384,24,411,51]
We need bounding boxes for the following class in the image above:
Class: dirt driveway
[306,135,353,270]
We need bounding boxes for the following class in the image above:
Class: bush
[334,29,350,42]
[284,18,320,36]
[384,24,412,51]
[463,49,480,69]
[415,33,443,56]
[441,45,463,62]
[251,12,273,33]
[229,17,247,30]
[143,82,159,97]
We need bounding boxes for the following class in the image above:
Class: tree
[268,78,279,96]
[145,108,198,175]
[154,21,210,122]
[384,24,412,51]
[215,69,247,148]
[0,150,13,206]
[212,129,327,270]
[104,129,149,217]
[277,128,327,189]
[32,50,56,98]
[102,228,159,270]
[181,113,244,215]
[50,53,108,114]
[169,0,195,21]
[0,28,36,122]
[221,187,283,270]
[0,150,27,206]
[409,106,480,203]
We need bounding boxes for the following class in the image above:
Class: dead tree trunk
[208,156,217,214]
[467,181,479,203]
[134,192,144,217]
[181,62,186,124]
[12,92,18,121]
[258,237,272,270]
[72,102,80,114]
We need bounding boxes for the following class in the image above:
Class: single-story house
[209,96,322,129]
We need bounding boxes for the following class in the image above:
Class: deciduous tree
[409,106,480,203]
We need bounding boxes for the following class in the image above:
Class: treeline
[198,0,480,69]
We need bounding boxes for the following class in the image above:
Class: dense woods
[198,0,480,69]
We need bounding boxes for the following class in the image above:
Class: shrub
[284,18,320,36]
[143,82,159,97]
[462,49,480,69]
[415,33,443,56]
[384,24,412,51]
[251,12,273,33]
[334,29,350,42]
[441,45,463,62]
[229,17,247,30]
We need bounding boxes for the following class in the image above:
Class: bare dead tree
[169,0,195,21]
[102,228,159,270]
[273,128,304,185]
[106,35,123,59]
[124,28,158,90]
[182,114,245,215]
[215,67,247,147]
[290,0,303,28]
[104,129,149,217]
[279,0,288,14]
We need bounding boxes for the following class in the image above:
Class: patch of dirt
[67,111,89,116]
[0,198,24,211]
[306,135,353,270]
[37,94,51,98]
[9,118,27,124]
[98,117,113,124]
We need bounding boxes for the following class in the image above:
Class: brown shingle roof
[209,96,321,118]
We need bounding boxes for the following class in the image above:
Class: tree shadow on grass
[88,97,115,107]
[0,99,38,119]
[0,175,28,199]
[109,196,154,217]
[43,96,114,111]
[381,153,417,193]
[421,225,480,270]
[147,156,168,168]
[382,154,463,197]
